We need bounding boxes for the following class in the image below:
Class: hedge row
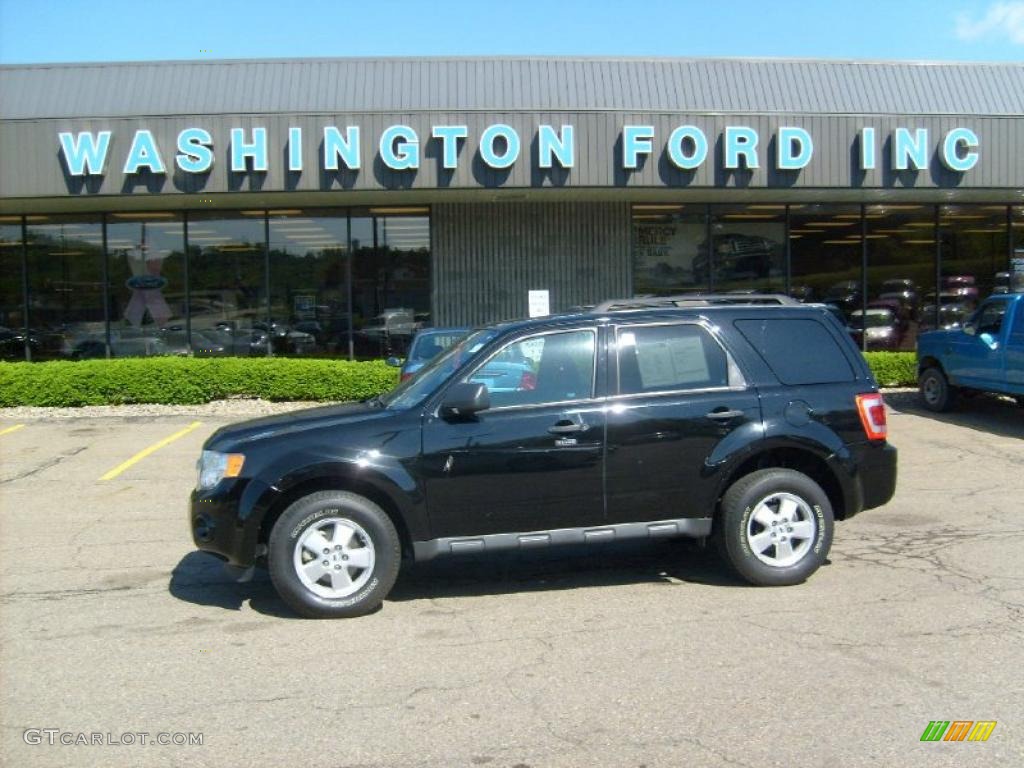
[0,357,399,407]
[0,352,918,408]
[862,352,917,388]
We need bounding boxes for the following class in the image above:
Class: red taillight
[856,393,887,441]
[519,370,537,390]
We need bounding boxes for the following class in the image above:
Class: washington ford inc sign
[57,123,982,178]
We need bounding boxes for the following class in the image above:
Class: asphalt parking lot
[0,394,1022,767]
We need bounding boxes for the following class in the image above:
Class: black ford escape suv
[190,296,897,618]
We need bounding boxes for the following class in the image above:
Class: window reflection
[0,221,26,360]
[788,204,862,314]
[938,205,1009,303]
[631,205,707,294]
[106,212,186,358]
[188,212,268,357]
[1012,207,1024,293]
[24,215,105,360]
[708,205,785,293]
[269,209,350,357]
[352,210,431,359]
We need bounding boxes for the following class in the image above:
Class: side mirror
[962,323,976,336]
[385,356,402,367]
[440,382,490,418]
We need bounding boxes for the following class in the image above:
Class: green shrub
[0,357,399,407]
[863,352,917,387]
[0,351,918,408]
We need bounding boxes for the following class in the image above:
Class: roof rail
[590,293,802,313]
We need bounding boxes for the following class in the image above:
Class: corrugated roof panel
[3,57,1024,119]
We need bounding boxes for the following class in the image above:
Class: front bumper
[189,478,263,566]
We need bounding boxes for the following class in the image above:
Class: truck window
[972,302,1007,336]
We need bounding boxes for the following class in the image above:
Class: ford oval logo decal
[126,275,167,291]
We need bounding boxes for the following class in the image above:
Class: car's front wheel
[919,367,956,412]
[268,491,401,618]
[717,469,834,586]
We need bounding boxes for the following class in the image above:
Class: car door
[948,299,1008,387]
[420,327,607,539]
[604,321,760,525]
[1005,299,1024,389]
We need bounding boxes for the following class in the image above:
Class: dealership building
[1,56,1022,360]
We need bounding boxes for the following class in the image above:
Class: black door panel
[422,403,606,538]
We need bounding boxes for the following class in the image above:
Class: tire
[268,490,401,619]
[717,469,834,587]
[919,367,956,412]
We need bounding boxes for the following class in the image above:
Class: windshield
[408,330,469,363]
[381,329,498,410]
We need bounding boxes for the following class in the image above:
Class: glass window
[408,329,469,365]
[465,330,595,408]
[188,212,268,357]
[0,219,26,361]
[383,329,498,411]
[269,209,350,357]
[939,205,1009,303]
[105,212,186,357]
[24,215,105,360]
[735,318,855,385]
[971,301,1007,336]
[864,204,936,350]
[788,204,862,309]
[617,324,730,394]
[631,204,708,294]
[352,210,431,359]
[1012,207,1024,294]
[708,205,785,293]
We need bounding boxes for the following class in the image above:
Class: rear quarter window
[735,318,855,385]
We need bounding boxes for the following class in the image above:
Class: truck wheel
[268,491,401,619]
[717,469,833,587]
[919,367,956,412]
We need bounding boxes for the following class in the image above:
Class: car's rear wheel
[919,367,956,412]
[717,469,833,586]
[268,491,401,618]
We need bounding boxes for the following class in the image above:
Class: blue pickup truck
[917,293,1024,411]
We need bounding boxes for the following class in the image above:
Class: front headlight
[197,450,245,490]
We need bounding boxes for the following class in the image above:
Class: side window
[617,324,734,395]
[464,330,595,408]
[735,318,854,385]
[972,302,1007,336]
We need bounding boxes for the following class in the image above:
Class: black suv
[190,296,897,618]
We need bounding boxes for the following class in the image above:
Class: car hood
[205,401,396,451]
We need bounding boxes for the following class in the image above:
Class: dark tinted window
[972,301,1007,336]
[617,324,730,394]
[735,318,854,385]
[1011,301,1024,348]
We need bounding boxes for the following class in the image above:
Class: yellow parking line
[0,424,25,437]
[100,421,203,481]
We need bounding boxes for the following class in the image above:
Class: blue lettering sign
[622,126,655,169]
[724,126,760,169]
[175,128,214,173]
[538,125,575,168]
[667,125,707,170]
[776,127,813,170]
[941,127,979,172]
[892,128,928,171]
[432,125,468,169]
[480,124,520,169]
[323,126,361,170]
[288,127,303,172]
[860,127,877,171]
[122,130,165,174]
[230,127,268,172]
[380,125,420,170]
[58,131,112,176]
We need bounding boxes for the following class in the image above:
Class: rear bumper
[856,442,898,513]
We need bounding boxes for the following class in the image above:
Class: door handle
[548,418,588,434]
[705,408,745,421]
